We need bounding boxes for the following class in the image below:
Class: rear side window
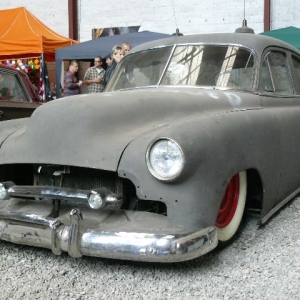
[292,55,300,94]
[261,51,294,95]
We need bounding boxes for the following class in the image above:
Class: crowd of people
[63,42,131,97]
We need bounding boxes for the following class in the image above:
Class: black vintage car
[0,64,40,120]
[0,33,299,262]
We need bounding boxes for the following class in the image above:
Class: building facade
[1,0,299,42]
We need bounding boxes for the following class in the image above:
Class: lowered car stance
[0,33,299,262]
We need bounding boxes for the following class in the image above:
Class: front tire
[216,171,247,243]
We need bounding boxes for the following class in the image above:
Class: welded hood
[0,87,260,170]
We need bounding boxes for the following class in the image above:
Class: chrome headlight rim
[146,137,185,182]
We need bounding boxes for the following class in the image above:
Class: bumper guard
[0,208,218,262]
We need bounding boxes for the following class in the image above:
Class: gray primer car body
[0,33,299,262]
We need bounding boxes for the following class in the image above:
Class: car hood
[0,87,260,170]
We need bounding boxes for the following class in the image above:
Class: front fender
[118,108,281,231]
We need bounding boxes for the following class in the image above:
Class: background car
[0,33,299,262]
[0,64,41,121]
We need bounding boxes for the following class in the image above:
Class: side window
[292,55,300,94]
[261,51,294,95]
[261,58,274,92]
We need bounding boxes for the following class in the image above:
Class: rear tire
[216,171,247,243]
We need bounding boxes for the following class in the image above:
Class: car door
[259,48,300,207]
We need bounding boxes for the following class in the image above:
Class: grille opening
[122,179,167,215]
[0,164,167,216]
[37,165,121,193]
[0,164,35,185]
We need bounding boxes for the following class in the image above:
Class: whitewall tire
[216,171,247,243]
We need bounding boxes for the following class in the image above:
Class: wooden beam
[68,0,78,40]
[264,0,271,32]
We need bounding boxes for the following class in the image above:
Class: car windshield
[106,44,255,92]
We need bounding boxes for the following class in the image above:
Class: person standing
[103,45,124,88]
[105,54,113,68]
[63,60,82,97]
[122,42,132,55]
[0,74,11,100]
[83,56,105,93]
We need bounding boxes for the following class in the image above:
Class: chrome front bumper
[0,207,218,262]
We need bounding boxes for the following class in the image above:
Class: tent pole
[39,53,44,102]
[55,59,63,99]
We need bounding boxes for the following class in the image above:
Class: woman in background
[103,45,124,88]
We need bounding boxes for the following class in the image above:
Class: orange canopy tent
[0,7,78,62]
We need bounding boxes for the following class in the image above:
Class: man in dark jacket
[63,60,82,97]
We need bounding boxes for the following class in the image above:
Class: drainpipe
[264,0,271,32]
[68,0,78,40]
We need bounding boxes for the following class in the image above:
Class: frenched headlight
[146,138,185,181]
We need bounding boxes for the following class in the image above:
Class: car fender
[118,108,284,231]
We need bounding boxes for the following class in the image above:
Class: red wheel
[216,171,247,243]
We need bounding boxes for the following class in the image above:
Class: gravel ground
[1,197,300,300]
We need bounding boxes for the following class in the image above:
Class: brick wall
[1,1,299,42]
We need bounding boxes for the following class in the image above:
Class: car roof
[131,33,300,56]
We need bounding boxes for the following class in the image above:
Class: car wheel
[216,171,247,243]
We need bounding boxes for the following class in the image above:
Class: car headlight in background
[146,138,185,181]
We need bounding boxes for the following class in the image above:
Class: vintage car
[0,33,299,262]
[0,64,40,121]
